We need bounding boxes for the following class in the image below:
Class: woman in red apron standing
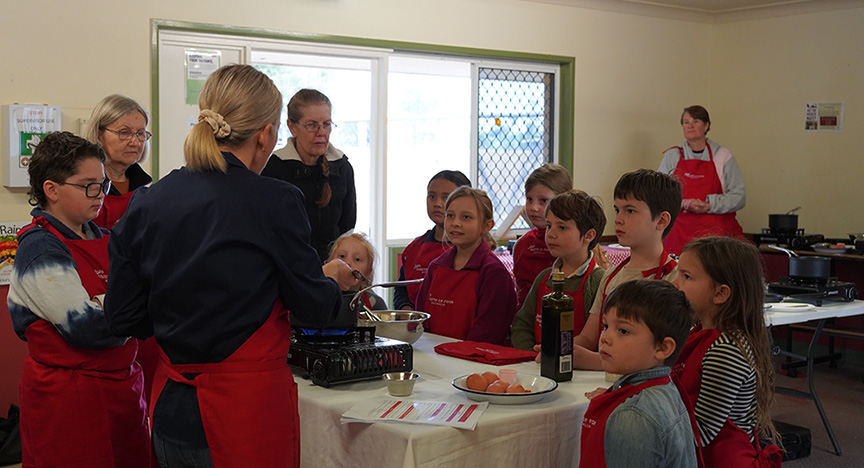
[84,94,159,405]
[659,105,746,255]
[104,65,357,468]
[415,187,517,345]
[7,131,151,467]
[672,237,782,468]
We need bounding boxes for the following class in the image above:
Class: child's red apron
[401,236,449,305]
[579,376,670,468]
[149,299,300,468]
[664,146,744,255]
[673,326,782,468]
[514,228,555,305]
[533,257,597,343]
[422,248,488,340]
[92,191,135,229]
[18,217,150,468]
[597,252,677,337]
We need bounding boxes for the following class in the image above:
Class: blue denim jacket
[604,366,697,468]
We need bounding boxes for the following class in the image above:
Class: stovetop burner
[288,327,413,387]
[767,276,857,306]
[754,228,824,249]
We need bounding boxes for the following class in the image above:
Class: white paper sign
[341,398,487,430]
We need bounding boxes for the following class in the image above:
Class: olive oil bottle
[541,271,574,382]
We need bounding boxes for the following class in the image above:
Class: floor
[772,357,864,467]
[2,359,861,468]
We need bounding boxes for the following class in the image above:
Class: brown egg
[481,371,499,386]
[486,380,509,393]
[506,384,527,394]
[465,373,487,391]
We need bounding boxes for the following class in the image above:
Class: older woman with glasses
[261,89,357,262]
[84,94,153,229]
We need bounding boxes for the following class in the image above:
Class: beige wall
[0,0,860,238]
[710,9,864,238]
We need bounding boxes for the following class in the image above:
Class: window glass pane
[386,58,471,240]
[254,63,372,237]
[477,68,554,230]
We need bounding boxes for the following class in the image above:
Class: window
[154,23,572,282]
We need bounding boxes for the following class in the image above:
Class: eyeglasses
[102,127,152,142]
[294,121,337,133]
[59,179,112,198]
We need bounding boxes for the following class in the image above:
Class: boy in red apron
[570,169,683,371]
[7,131,151,467]
[512,164,572,309]
[394,170,470,310]
[510,190,606,351]
[580,280,697,468]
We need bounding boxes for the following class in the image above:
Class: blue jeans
[153,432,214,468]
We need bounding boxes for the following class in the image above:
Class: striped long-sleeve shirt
[695,330,757,445]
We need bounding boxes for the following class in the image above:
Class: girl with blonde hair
[415,187,517,345]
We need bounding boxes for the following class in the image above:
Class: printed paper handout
[341,398,487,430]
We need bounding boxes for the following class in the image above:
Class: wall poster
[805,102,843,131]
[185,50,222,105]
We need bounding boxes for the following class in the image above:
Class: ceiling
[524,0,864,23]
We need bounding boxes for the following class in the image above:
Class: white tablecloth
[764,300,864,327]
[296,333,607,468]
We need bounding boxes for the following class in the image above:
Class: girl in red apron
[415,187,517,345]
[8,131,151,467]
[661,106,745,255]
[672,237,782,468]
[394,170,469,310]
[513,164,571,308]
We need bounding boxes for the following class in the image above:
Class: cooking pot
[769,207,801,232]
[767,245,832,279]
[290,290,361,330]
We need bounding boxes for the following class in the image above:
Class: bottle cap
[552,270,565,282]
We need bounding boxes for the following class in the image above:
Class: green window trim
[150,19,575,180]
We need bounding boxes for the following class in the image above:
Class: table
[295,333,607,468]
[765,300,864,455]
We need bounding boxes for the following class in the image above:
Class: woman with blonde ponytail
[105,64,358,468]
[262,89,357,262]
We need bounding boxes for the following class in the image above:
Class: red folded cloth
[434,341,537,366]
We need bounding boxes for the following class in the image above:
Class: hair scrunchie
[199,109,231,138]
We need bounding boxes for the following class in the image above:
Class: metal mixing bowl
[383,372,419,396]
[358,311,431,344]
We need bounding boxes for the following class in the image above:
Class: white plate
[452,373,558,405]
[767,302,814,312]
[813,247,854,254]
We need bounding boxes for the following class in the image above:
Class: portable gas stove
[767,276,857,306]
[753,228,824,249]
[287,327,413,387]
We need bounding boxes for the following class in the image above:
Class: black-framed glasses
[295,121,337,133]
[60,179,112,198]
[102,127,152,142]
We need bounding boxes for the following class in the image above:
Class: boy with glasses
[7,131,152,467]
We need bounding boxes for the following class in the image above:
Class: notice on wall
[4,105,62,188]
[185,50,222,105]
[805,102,843,131]
[0,221,29,285]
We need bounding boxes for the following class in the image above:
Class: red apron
[92,191,135,230]
[664,146,744,255]
[149,299,300,468]
[597,252,677,337]
[18,217,150,468]
[514,228,555,307]
[533,258,597,343]
[422,249,486,340]
[401,235,449,306]
[673,326,782,468]
[579,376,670,468]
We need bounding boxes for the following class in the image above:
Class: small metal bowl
[358,311,431,344]
[383,372,419,397]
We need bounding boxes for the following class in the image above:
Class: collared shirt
[605,366,698,468]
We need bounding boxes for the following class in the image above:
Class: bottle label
[559,354,572,374]
[560,311,574,332]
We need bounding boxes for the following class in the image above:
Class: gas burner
[754,228,824,249]
[288,327,413,387]
[767,276,857,306]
